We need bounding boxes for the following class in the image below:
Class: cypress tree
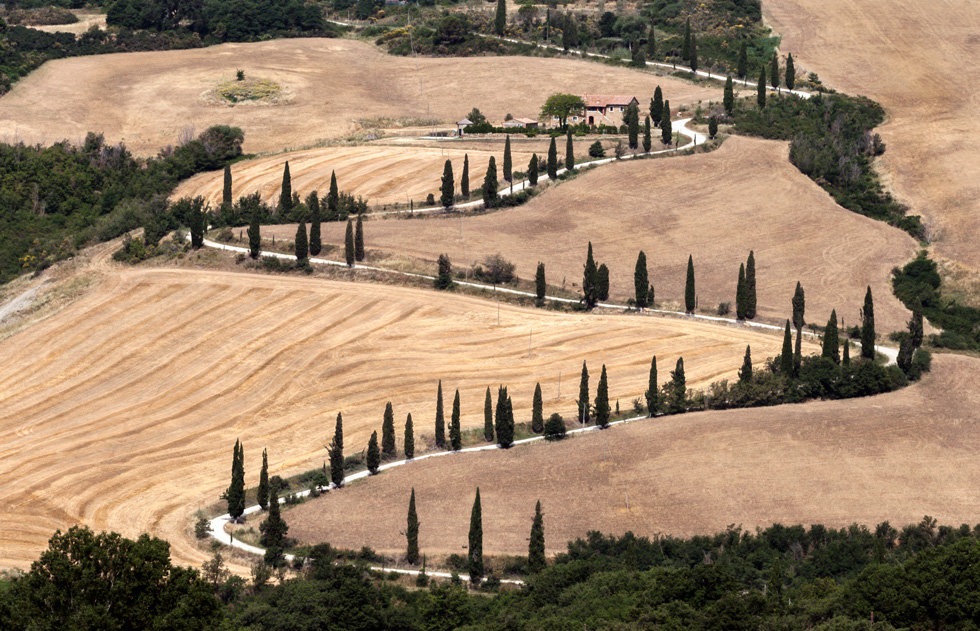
[547,136,558,179]
[435,254,453,290]
[577,361,590,425]
[327,170,339,217]
[503,135,512,187]
[528,154,539,186]
[257,447,269,510]
[757,68,767,108]
[745,250,757,319]
[792,281,805,331]
[793,330,802,376]
[861,286,876,359]
[483,387,494,442]
[770,51,780,90]
[634,251,648,309]
[690,32,698,72]
[382,402,396,458]
[461,154,470,198]
[494,0,506,35]
[594,364,610,427]
[404,413,415,459]
[843,338,851,365]
[450,389,462,451]
[468,488,483,583]
[247,206,261,259]
[739,345,752,383]
[483,156,498,207]
[440,159,455,209]
[434,380,445,449]
[260,484,288,566]
[531,382,544,433]
[780,320,794,376]
[224,439,245,519]
[222,164,233,209]
[294,221,308,262]
[354,214,364,262]
[660,100,672,145]
[495,386,514,448]
[406,488,420,564]
[651,86,663,127]
[681,18,691,61]
[708,116,718,139]
[535,262,546,302]
[627,102,639,149]
[188,199,205,248]
[785,53,795,90]
[528,500,545,573]
[582,242,598,308]
[597,264,609,302]
[565,128,574,170]
[898,337,914,375]
[344,219,354,267]
[668,358,686,413]
[329,412,344,487]
[736,263,747,320]
[737,41,748,79]
[645,356,659,415]
[366,430,380,474]
[278,161,292,214]
[308,191,321,256]
[823,310,840,363]
[684,254,696,313]
[723,76,735,115]
[646,21,656,57]
[643,116,652,152]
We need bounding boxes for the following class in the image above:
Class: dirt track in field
[765,0,980,271]
[0,38,716,156]
[287,353,980,559]
[0,266,803,569]
[264,135,917,332]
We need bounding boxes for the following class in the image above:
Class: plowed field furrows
[0,267,803,569]
[765,0,980,269]
[266,136,917,331]
[0,38,717,156]
[288,354,980,558]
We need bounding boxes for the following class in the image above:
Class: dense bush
[892,251,980,350]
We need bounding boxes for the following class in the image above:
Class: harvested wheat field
[766,0,980,270]
[0,38,716,156]
[0,266,804,569]
[288,353,980,559]
[267,135,917,331]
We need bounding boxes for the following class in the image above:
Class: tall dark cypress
[736,263,747,320]
[643,116,652,153]
[668,357,686,413]
[757,68,767,108]
[689,32,698,72]
[745,251,757,319]
[450,389,462,451]
[224,439,245,519]
[565,128,574,170]
[531,382,544,433]
[483,156,498,207]
[583,242,599,309]
[494,0,506,34]
[597,264,610,302]
[861,286,876,359]
[260,484,288,566]
[634,251,648,309]
[257,447,269,510]
[495,386,513,448]
[770,51,780,89]
[503,135,513,187]
[737,41,748,79]
[646,21,656,57]
[535,262,546,302]
[660,100,672,145]
[327,170,339,217]
[724,76,735,115]
[785,53,796,90]
[366,430,380,474]
[308,191,321,256]
[547,136,558,179]
[792,282,806,331]
[404,413,415,459]
[684,254,696,313]
[483,387,494,442]
[329,412,344,487]
[222,164,233,209]
[823,310,840,363]
[440,159,455,209]
[645,356,659,416]
[247,206,261,259]
[577,361,590,424]
[344,219,354,267]
[382,402,396,458]
[793,328,802,377]
[780,320,794,376]
[681,18,691,61]
[651,86,663,127]
[468,488,484,583]
[627,102,639,149]
[528,500,545,573]
[594,364,610,428]
[739,346,752,383]
[406,488,420,564]
[461,154,470,198]
[278,161,292,214]
[434,380,445,449]
[294,221,308,262]
[354,214,364,262]
[528,154,539,186]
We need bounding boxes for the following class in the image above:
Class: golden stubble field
[0,267,802,569]
[287,353,980,559]
[265,135,918,332]
[0,38,717,156]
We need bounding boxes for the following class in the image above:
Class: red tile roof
[584,94,638,108]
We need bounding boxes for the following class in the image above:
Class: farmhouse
[583,94,639,126]
[502,117,539,129]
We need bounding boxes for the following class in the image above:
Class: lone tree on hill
[484,387,494,442]
[494,0,506,35]
[643,116,652,152]
[582,242,599,308]
[597,264,610,302]
[406,488,420,564]
[739,345,752,383]
[745,251,757,319]
[737,41,748,79]
[757,68,767,108]
[259,484,288,566]
[723,76,735,115]
[308,191,321,256]
[625,101,640,149]
[565,128,575,170]
[532,382,544,433]
[483,156,498,207]
[785,53,796,90]
[684,254,696,313]
[651,86,663,127]
[327,170,339,217]
[770,51,780,90]
[535,262,546,303]
[404,413,415,459]
[736,263,747,320]
[660,100,672,145]
[257,447,269,510]
[634,251,649,309]
[328,413,344,487]
[528,500,545,573]
[577,361,590,424]
[861,286,876,359]
[645,356,659,415]
[278,162,292,214]
[435,254,454,290]
[780,320,794,376]
[354,214,364,261]
[528,154,539,186]
[541,93,584,131]
[222,165,233,209]
[344,219,354,267]
[461,154,470,198]
[594,364,610,428]
[440,159,455,209]
[366,430,380,474]
[294,221,308,262]
[434,380,446,449]
[823,309,840,363]
[450,389,462,451]
[247,207,261,259]
[382,402,396,458]
[468,488,484,583]
[223,439,245,520]
[667,357,687,413]
[503,135,513,189]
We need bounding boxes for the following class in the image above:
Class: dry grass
[287,354,980,559]
[0,266,804,569]
[264,136,918,331]
[32,10,105,34]
[0,38,718,155]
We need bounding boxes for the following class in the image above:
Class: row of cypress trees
[222,441,290,565]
